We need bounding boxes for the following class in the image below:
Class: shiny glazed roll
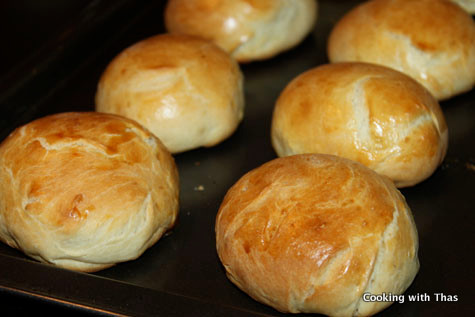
[164,0,318,62]
[96,34,244,154]
[271,62,448,188]
[327,0,475,100]
[0,112,179,272]
[216,154,419,316]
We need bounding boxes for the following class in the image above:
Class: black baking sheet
[0,0,474,315]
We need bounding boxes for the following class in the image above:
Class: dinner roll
[95,34,244,154]
[216,154,419,316]
[0,112,179,272]
[328,0,475,100]
[164,0,318,62]
[271,62,448,188]
[450,0,475,14]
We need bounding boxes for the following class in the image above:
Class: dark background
[0,0,474,315]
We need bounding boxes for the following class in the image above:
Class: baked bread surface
[0,112,179,272]
[216,154,419,316]
[328,0,475,100]
[96,34,244,154]
[271,62,448,187]
[165,0,318,62]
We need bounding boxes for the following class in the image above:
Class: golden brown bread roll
[327,0,475,100]
[0,112,179,272]
[450,0,475,14]
[164,0,318,62]
[95,34,244,154]
[216,154,419,316]
[271,62,448,188]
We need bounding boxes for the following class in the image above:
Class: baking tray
[0,0,474,315]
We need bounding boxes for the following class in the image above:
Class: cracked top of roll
[271,62,448,188]
[164,0,318,62]
[215,153,419,316]
[327,0,475,100]
[0,112,179,272]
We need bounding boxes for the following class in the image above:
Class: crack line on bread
[374,112,434,171]
[353,183,400,316]
[351,76,378,156]
[33,137,115,157]
[384,30,461,96]
[222,182,275,244]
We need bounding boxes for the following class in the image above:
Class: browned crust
[216,154,419,316]
[0,112,179,272]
